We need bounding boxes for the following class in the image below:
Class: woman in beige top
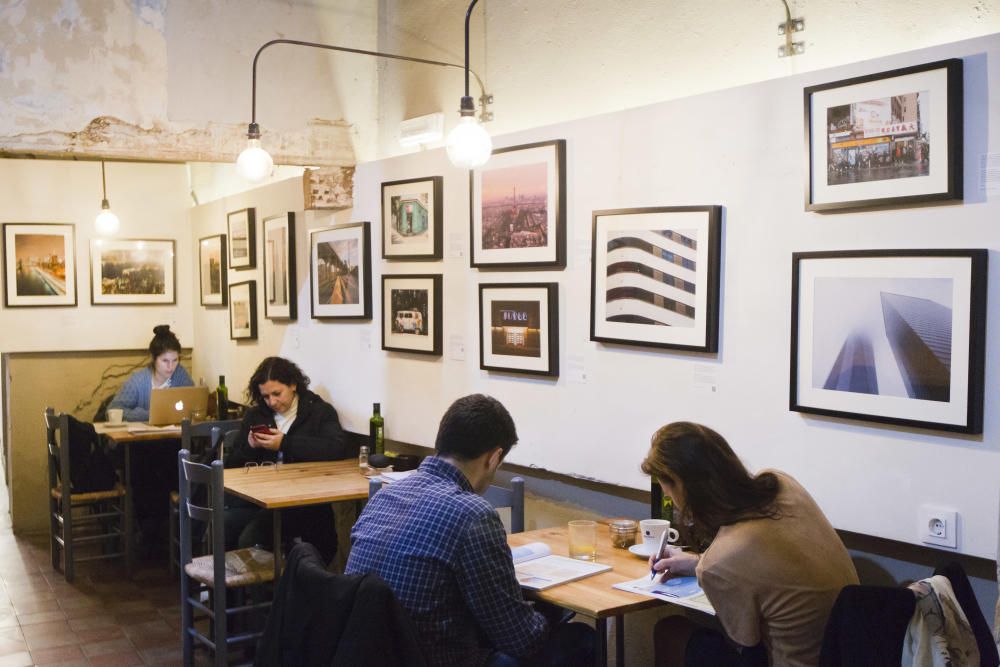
[643,422,858,667]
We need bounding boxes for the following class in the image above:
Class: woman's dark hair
[641,422,780,548]
[149,325,181,365]
[246,357,310,408]
[435,394,518,461]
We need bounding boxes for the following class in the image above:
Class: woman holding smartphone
[224,357,353,563]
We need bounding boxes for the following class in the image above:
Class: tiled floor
[0,492,186,666]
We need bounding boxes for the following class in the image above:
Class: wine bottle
[369,403,385,456]
[217,375,229,420]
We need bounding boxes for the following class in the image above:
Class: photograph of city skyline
[14,233,67,296]
[99,248,168,295]
[480,162,549,250]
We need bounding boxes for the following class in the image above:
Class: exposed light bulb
[236,138,274,182]
[95,202,120,236]
[446,115,492,169]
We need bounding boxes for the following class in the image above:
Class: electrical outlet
[918,506,957,548]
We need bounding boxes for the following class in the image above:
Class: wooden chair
[44,407,130,583]
[178,449,274,667]
[168,419,241,575]
[368,475,525,533]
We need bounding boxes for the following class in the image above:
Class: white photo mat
[2,223,77,307]
[382,275,440,354]
[90,238,175,304]
[480,284,556,374]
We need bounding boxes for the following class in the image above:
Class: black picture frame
[309,222,372,320]
[2,222,77,308]
[90,239,176,305]
[479,282,559,377]
[382,274,443,356]
[470,139,566,269]
[227,208,257,270]
[199,234,228,307]
[790,249,987,434]
[590,206,722,353]
[381,176,443,260]
[263,212,297,320]
[229,280,258,340]
[804,58,963,212]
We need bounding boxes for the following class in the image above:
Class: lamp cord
[100,161,108,200]
[248,37,487,126]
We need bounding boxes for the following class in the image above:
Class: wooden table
[95,422,183,574]
[223,459,370,579]
[509,526,663,667]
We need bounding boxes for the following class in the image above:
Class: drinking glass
[568,520,598,561]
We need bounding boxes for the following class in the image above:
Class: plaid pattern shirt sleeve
[454,507,549,658]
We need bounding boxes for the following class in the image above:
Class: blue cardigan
[109,365,194,422]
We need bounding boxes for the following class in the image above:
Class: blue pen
[649,529,670,581]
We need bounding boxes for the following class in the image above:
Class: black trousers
[224,495,338,565]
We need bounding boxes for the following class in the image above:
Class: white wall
[377,0,1000,159]
[193,32,1000,559]
[0,159,193,352]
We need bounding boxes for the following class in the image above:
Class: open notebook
[511,542,611,590]
[613,575,716,615]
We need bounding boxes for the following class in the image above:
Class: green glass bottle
[369,403,385,456]
[217,375,229,420]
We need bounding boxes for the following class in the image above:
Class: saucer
[628,544,657,558]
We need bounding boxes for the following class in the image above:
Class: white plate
[628,543,657,558]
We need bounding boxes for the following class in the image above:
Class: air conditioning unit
[399,112,444,147]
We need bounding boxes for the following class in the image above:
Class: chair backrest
[43,407,70,494]
[369,475,525,533]
[180,418,242,461]
[177,449,227,595]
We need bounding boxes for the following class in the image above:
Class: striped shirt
[346,457,547,667]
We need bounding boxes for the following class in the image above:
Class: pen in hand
[650,529,670,581]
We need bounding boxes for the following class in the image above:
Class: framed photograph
[227,208,256,269]
[229,280,258,340]
[590,206,722,353]
[790,249,987,434]
[309,222,372,320]
[199,234,227,306]
[480,282,559,376]
[263,212,296,320]
[381,176,443,260]
[2,223,77,307]
[470,139,566,269]
[90,239,175,305]
[382,274,442,355]
[804,58,962,211]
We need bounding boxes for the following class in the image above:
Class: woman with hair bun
[109,324,194,422]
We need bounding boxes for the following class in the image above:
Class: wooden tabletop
[508,526,664,619]
[94,422,182,443]
[222,459,370,509]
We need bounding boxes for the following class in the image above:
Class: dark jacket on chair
[255,541,426,667]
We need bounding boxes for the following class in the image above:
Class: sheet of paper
[613,575,716,615]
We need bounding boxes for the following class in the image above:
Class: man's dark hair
[435,394,518,461]
[245,357,310,408]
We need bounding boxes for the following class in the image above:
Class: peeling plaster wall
[376,0,1000,159]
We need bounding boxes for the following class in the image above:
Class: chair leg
[168,499,177,577]
[180,573,193,666]
[63,500,74,584]
[49,499,60,572]
[213,586,227,667]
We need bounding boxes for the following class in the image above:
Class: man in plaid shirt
[346,394,594,667]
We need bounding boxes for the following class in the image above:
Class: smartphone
[251,424,274,435]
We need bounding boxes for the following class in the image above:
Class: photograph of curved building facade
[813,277,952,402]
[489,300,541,357]
[389,194,429,245]
[826,90,929,185]
[13,233,67,296]
[481,162,548,250]
[603,228,697,327]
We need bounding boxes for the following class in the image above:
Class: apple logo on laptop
[175,400,185,411]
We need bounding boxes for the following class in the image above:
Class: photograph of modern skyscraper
[812,277,952,402]
[603,228,698,327]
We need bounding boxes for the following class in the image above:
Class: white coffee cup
[107,408,124,425]
[639,519,679,552]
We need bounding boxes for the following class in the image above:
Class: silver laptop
[148,386,210,426]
